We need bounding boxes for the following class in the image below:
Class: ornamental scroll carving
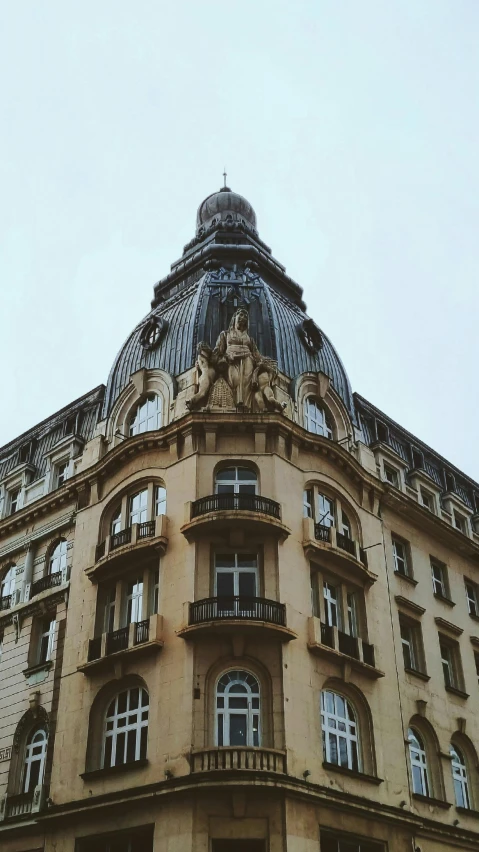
[186,309,284,414]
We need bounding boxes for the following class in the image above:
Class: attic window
[140,317,167,351]
[376,421,389,444]
[412,449,424,470]
[299,318,323,353]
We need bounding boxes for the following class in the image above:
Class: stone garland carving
[186,309,285,414]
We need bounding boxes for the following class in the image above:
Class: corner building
[0,188,478,852]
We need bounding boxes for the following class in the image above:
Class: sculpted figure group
[186,308,284,413]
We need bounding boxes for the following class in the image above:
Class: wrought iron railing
[191,493,281,520]
[314,523,331,543]
[134,619,150,644]
[5,791,34,818]
[105,626,129,655]
[336,532,356,556]
[31,571,62,598]
[362,642,375,667]
[0,594,12,611]
[189,596,286,627]
[88,636,102,662]
[191,747,286,774]
[320,622,334,648]
[338,630,359,659]
[138,520,155,539]
[110,527,132,550]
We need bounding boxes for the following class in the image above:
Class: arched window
[215,467,257,495]
[321,690,359,771]
[451,745,470,808]
[408,728,430,796]
[129,395,162,436]
[0,564,15,600]
[111,505,122,536]
[304,398,333,439]
[48,539,67,575]
[23,728,47,792]
[341,511,352,539]
[216,670,260,747]
[103,687,149,768]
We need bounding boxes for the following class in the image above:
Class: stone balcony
[177,596,296,643]
[78,613,163,674]
[190,747,287,775]
[302,518,377,585]
[308,616,384,679]
[0,784,46,822]
[181,494,290,541]
[87,515,168,582]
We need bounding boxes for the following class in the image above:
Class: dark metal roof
[103,268,355,420]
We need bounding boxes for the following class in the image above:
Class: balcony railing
[138,520,155,539]
[105,626,129,655]
[134,619,150,645]
[191,747,286,775]
[88,636,102,662]
[336,532,356,556]
[0,594,12,611]
[31,571,62,598]
[362,642,375,667]
[110,527,132,551]
[338,629,359,659]
[315,523,331,543]
[5,791,34,818]
[191,493,281,520]
[310,617,380,675]
[320,621,334,648]
[190,596,286,627]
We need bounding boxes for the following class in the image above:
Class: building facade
[0,187,478,852]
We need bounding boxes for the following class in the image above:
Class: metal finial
[223,167,227,188]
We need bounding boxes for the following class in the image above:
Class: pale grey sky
[1,1,478,478]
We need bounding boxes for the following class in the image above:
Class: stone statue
[186,309,284,413]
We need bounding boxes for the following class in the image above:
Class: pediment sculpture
[186,308,285,413]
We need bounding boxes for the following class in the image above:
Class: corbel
[131,368,147,396]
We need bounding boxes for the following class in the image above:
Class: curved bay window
[304,487,355,540]
[0,564,15,603]
[408,728,430,796]
[49,539,67,575]
[321,690,359,771]
[23,728,48,792]
[304,398,333,439]
[216,670,260,747]
[451,744,470,809]
[102,687,149,768]
[129,394,162,436]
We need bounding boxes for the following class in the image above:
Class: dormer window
[56,461,69,488]
[420,489,435,512]
[383,465,399,487]
[303,399,333,439]
[8,487,20,515]
[453,511,467,534]
[129,394,162,437]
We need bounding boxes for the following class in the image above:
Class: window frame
[392,536,410,577]
[398,614,425,675]
[0,564,16,600]
[215,670,261,748]
[102,687,149,769]
[430,559,449,600]
[408,727,430,797]
[438,633,464,692]
[450,744,470,809]
[303,398,333,439]
[321,689,360,773]
[48,538,68,576]
[22,727,48,793]
[37,617,56,664]
[128,394,162,437]
[465,579,478,618]
[383,464,399,487]
[8,487,21,515]
[214,466,258,495]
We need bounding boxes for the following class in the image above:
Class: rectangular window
[320,830,384,852]
[75,826,154,852]
[399,614,424,673]
[431,559,449,599]
[215,553,258,600]
[347,592,359,637]
[421,489,434,512]
[317,493,335,527]
[383,464,399,487]
[303,488,313,518]
[465,580,478,618]
[392,537,409,576]
[125,578,143,624]
[151,569,159,614]
[439,634,463,691]
[38,617,55,664]
[453,511,467,533]
[104,588,116,634]
[129,490,148,525]
[400,621,416,671]
[9,488,20,515]
[155,486,166,516]
[323,582,340,629]
[56,461,69,488]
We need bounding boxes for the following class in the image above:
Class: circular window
[140,317,167,351]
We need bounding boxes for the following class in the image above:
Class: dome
[196,186,257,234]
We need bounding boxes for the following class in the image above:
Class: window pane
[238,573,256,597]
[229,715,247,746]
[217,573,235,597]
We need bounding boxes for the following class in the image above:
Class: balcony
[190,747,286,775]
[178,596,296,642]
[181,494,290,541]
[0,785,45,822]
[31,570,63,598]
[78,614,163,674]
[308,616,384,679]
[303,518,377,586]
[0,594,12,611]
[87,515,168,582]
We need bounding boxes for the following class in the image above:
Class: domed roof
[196,186,257,234]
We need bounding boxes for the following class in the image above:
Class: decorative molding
[13,706,49,753]
[0,511,76,561]
[435,617,463,637]
[0,746,12,762]
[395,595,426,617]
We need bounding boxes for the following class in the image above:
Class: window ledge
[433,593,455,607]
[445,685,469,699]
[394,570,418,587]
[22,660,53,678]
[456,806,479,818]
[412,793,451,809]
[404,667,430,682]
[322,762,382,785]
[468,612,479,623]
[80,758,148,780]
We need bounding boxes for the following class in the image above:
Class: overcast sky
[1,1,478,478]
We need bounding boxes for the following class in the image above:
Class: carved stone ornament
[13,705,49,753]
[299,318,323,353]
[186,308,285,414]
[140,316,167,351]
